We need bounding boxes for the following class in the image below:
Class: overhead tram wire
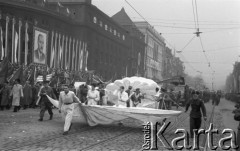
[194,0,200,29]
[199,36,214,72]
[125,0,208,77]
[192,0,197,29]
[178,53,199,73]
[182,45,240,53]
[125,0,148,23]
[132,17,240,25]
[192,0,214,73]
[177,35,196,53]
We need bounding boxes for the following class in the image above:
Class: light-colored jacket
[117,91,128,106]
[11,84,23,106]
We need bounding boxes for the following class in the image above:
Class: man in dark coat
[185,90,207,138]
[233,103,240,150]
[0,82,11,110]
[98,83,105,106]
[125,86,132,107]
[38,80,57,121]
[22,81,32,109]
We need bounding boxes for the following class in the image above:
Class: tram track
[2,125,94,151]
[201,104,216,151]
[4,121,143,151]
[2,103,177,151]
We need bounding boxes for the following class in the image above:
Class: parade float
[48,76,182,126]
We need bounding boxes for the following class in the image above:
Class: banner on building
[33,27,48,65]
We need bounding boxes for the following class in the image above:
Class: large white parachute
[105,76,160,104]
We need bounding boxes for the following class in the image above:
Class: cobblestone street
[0,99,237,151]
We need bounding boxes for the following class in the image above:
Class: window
[105,24,108,30]
[123,35,125,40]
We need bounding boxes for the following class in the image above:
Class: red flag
[9,65,23,84]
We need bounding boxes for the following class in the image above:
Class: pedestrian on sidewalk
[58,85,81,135]
[10,79,24,112]
[185,90,207,138]
[38,80,56,121]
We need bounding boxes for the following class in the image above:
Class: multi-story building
[111,8,145,77]
[162,47,184,79]
[0,0,134,81]
[134,21,165,81]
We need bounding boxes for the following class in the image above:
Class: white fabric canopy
[105,76,161,105]
[47,95,182,126]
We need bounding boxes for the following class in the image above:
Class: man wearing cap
[185,90,207,138]
[58,85,81,135]
[38,80,57,121]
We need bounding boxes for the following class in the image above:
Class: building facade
[0,0,132,81]
[162,47,184,79]
[134,21,165,81]
[112,8,145,77]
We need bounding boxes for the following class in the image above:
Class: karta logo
[142,122,238,150]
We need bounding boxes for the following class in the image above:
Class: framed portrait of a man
[33,27,48,65]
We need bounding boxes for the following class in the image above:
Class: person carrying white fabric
[58,85,81,135]
[87,83,100,105]
[117,86,128,107]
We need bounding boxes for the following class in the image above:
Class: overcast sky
[92,0,240,90]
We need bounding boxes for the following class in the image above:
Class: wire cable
[179,35,196,52]
[132,17,240,24]
[192,0,197,29]
[125,0,148,22]
[194,0,200,29]
[182,45,240,53]
[199,36,214,72]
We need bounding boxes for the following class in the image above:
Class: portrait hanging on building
[33,27,48,65]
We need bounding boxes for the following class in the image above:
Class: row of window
[146,57,162,70]
[93,16,125,41]
[146,67,162,79]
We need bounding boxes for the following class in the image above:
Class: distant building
[162,47,184,79]
[134,21,165,81]
[112,8,145,77]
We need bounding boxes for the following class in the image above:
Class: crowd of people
[0,79,107,112]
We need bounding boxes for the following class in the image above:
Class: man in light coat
[58,85,81,135]
[10,79,23,112]
[117,86,128,107]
